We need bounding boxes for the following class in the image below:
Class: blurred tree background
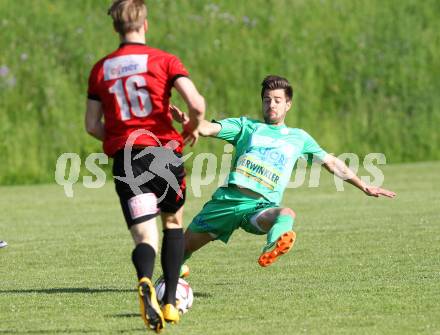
[0,0,439,184]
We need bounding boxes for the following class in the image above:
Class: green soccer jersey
[214,117,328,205]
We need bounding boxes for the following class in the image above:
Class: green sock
[266,215,294,245]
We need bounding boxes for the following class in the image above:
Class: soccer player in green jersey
[173,75,396,269]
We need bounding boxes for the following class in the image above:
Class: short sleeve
[87,63,102,101]
[213,117,245,145]
[168,55,189,83]
[301,130,327,162]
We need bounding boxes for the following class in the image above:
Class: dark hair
[261,75,293,101]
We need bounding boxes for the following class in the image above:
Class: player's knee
[280,207,296,219]
[162,208,184,230]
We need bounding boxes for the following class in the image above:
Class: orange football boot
[258,231,296,267]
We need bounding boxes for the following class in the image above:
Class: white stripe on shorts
[249,208,272,233]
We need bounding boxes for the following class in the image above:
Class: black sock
[161,228,184,305]
[131,243,156,280]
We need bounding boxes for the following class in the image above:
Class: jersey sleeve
[301,130,327,162]
[167,55,189,83]
[87,62,102,101]
[213,117,245,145]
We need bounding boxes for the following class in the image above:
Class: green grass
[0,0,440,183]
[1,161,439,334]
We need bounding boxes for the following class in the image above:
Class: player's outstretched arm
[322,154,396,198]
[170,105,221,137]
[85,99,105,141]
[173,77,206,146]
[197,120,222,137]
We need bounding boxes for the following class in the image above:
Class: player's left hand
[363,186,396,198]
[170,104,189,124]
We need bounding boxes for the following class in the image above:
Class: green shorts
[187,187,278,243]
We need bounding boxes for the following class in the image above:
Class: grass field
[0,161,439,334]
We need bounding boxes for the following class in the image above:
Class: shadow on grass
[106,292,212,318]
[108,312,139,318]
[0,329,144,334]
[193,291,212,298]
[0,330,100,334]
[1,289,212,297]
[0,287,136,294]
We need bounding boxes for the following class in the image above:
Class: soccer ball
[155,277,194,314]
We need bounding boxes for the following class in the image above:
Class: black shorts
[112,147,186,228]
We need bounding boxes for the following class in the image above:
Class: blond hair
[108,0,147,35]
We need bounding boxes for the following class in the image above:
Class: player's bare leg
[184,230,215,260]
[160,207,185,323]
[130,219,164,332]
[255,207,296,267]
[180,230,215,278]
[130,218,159,251]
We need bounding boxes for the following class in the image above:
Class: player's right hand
[182,120,199,147]
[363,185,396,198]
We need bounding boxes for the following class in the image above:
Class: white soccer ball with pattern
[155,278,194,314]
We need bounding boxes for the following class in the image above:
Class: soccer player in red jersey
[85,0,205,331]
